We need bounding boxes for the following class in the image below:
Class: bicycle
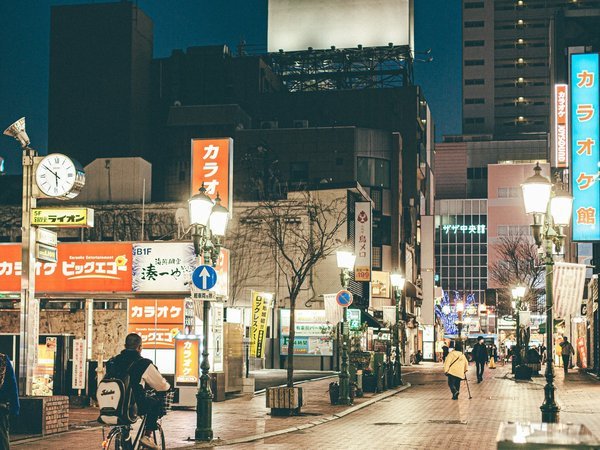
[101,390,174,450]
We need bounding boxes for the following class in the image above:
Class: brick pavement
[11,363,600,449]
[219,363,600,450]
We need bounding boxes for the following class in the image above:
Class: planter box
[242,377,255,396]
[266,386,304,416]
[11,396,69,436]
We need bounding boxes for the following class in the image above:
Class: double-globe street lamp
[521,163,573,424]
[390,273,405,386]
[336,247,356,406]
[511,286,526,374]
[188,184,229,441]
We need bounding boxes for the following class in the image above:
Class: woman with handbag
[443,341,469,400]
[0,353,20,449]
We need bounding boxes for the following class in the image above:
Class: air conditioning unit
[260,120,278,129]
[293,119,309,128]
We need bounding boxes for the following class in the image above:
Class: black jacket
[471,343,489,363]
[106,349,152,407]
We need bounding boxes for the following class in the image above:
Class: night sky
[0,0,461,174]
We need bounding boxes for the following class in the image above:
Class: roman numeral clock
[35,153,85,199]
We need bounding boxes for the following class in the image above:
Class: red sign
[128,299,185,349]
[175,338,200,387]
[191,138,233,213]
[555,84,569,168]
[0,243,132,293]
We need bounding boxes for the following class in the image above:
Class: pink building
[487,162,550,289]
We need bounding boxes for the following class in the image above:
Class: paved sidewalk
[11,372,410,449]
[224,363,600,449]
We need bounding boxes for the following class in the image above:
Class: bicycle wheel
[152,423,166,450]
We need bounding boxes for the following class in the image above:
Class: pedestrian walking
[0,352,20,450]
[442,342,449,362]
[471,336,489,383]
[559,337,575,375]
[443,341,469,400]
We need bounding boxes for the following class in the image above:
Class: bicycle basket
[157,390,175,417]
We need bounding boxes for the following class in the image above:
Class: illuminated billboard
[570,53,600,242]
[267,0,413,52]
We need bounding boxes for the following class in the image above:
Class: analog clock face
[35,154,78,198]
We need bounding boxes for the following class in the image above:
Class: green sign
[348,309,361,331]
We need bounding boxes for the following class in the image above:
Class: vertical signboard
[72,339,87,390]
[571,53,600,241]
[175,337,200,387]
[250,292,270,358]
[191,138,233,213]
[354,202,372,281]
[555,84,569,168]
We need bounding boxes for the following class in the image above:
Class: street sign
[36,227,57,247]
[191,287,217,301]
[192,265,218,290]
[336,289,353,308]
[35,243,58,263]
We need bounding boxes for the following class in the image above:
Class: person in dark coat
[559,337,575,375]
[471,336,489,383]
[0,353,20,449]
[442,343,449,362]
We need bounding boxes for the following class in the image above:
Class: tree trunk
[287,295,296,387]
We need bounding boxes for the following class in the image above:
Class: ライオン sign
[570,53,600,241]
[31,208,94,227]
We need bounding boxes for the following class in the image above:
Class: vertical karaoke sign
[191,138,233,213]
[571,53,600,241]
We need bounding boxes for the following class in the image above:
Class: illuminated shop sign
[570,53,600,241]
[555,84,569,168]
[441,224,486,235]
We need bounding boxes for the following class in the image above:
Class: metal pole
[394,287,403,386]
[195,300,213,440]
[540,236,559,423]
[513,298,521,373]
[338,306,351,405]
[19,145,38,396]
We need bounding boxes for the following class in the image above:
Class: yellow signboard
[250,291,271,358]
[31,208,94,228]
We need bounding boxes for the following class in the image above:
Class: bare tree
[488,234,545,315]
[241,191,347,387]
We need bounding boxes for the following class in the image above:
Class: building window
[467,167,488,179]
[290,161,309,182]
[464,40,485,47]
[465,98,485,104]
[464,21,484,28]
[465,59,485,66]
[497,187,520,198]
[464,1,484,8]
[464,117,485,125]
[357,157,390,189]
[465,79,485,85]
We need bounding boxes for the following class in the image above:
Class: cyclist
[106,333,170,450]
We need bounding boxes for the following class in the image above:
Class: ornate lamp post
[336,247,356,406]
[521,163,572,424]
[511,286,526,374]
[189,184,229,441]
[390,273,405,386]
[456,300,465,343]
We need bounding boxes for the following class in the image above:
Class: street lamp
[189,184,229,442]
[336,246,355,406]
[456,300,465,343]
[521,163,573,424]
[511,286,527,374]
[390,273,405,386]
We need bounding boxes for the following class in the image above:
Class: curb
[182,383,412,449]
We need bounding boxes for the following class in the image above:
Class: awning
[361,310,383,329]
[405,281,423,299]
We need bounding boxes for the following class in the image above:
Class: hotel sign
[571,53,600,241]
[555,84,569,168]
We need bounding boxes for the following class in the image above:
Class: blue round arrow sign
[192,265,218,290]
[336,289,353,307]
